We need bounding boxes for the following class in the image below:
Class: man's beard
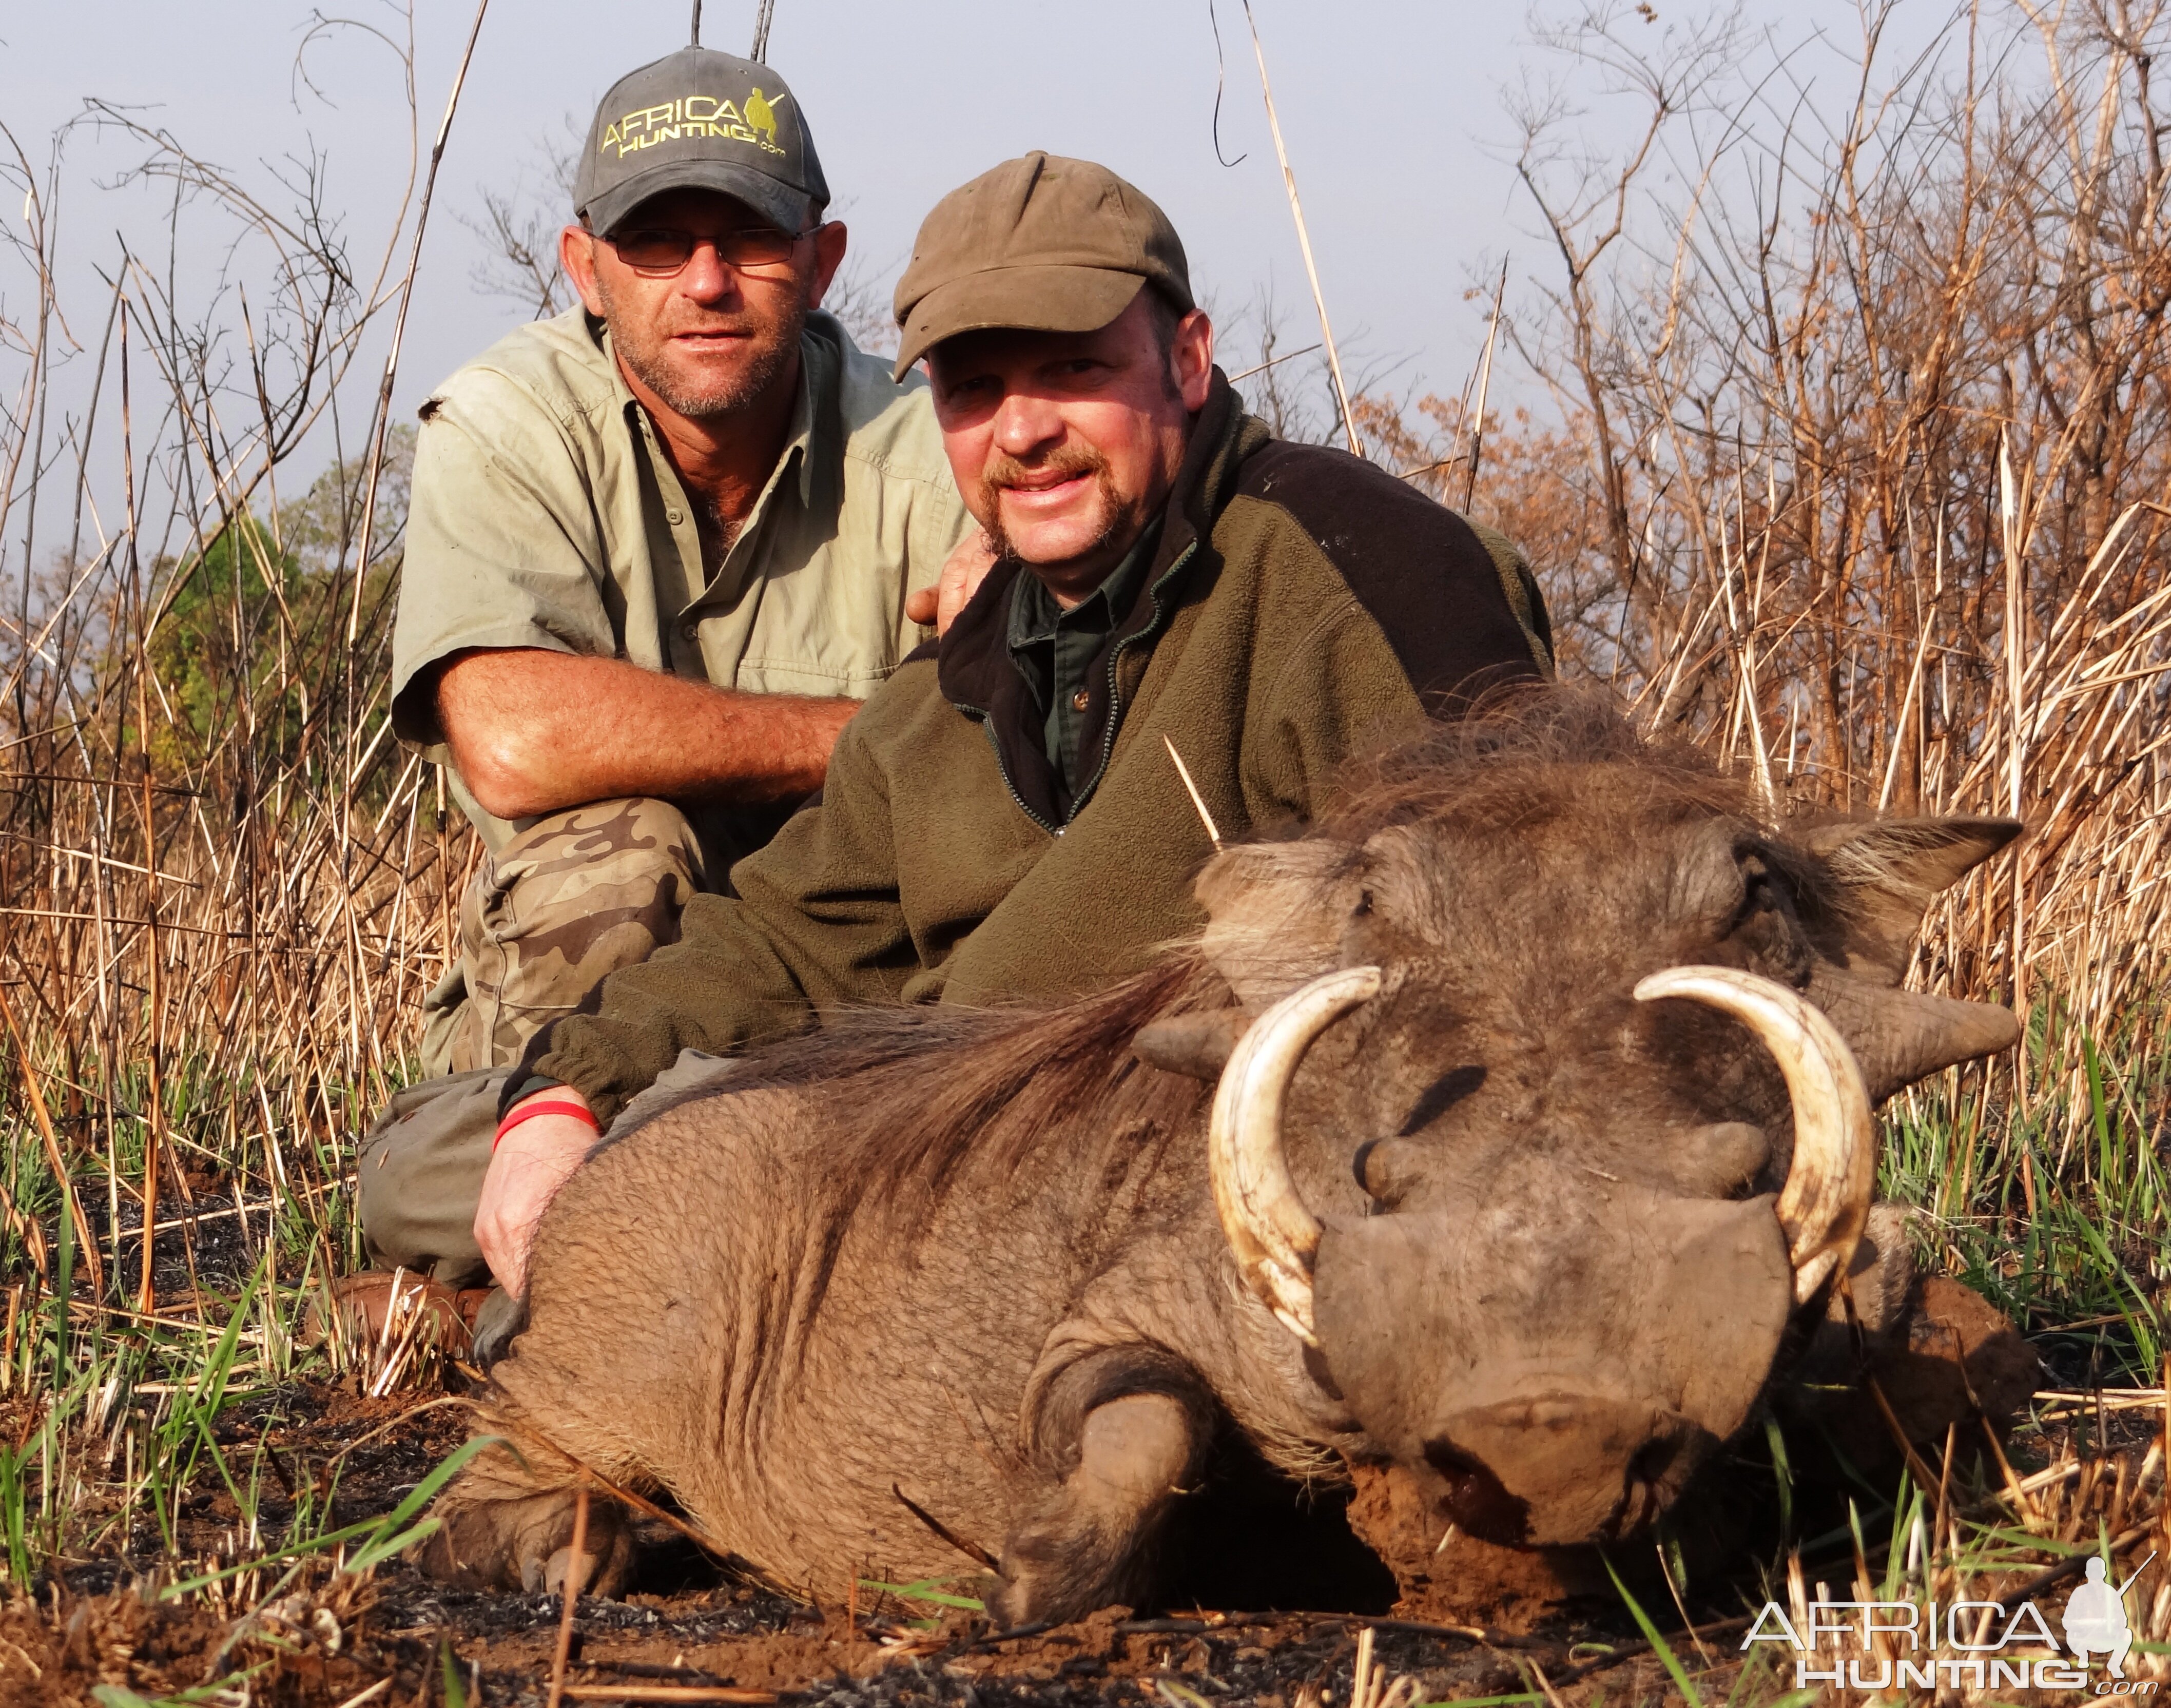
[977,443,1133,570]
[603,279,807,421]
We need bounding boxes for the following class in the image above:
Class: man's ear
[1803,817,2022,979]
[806,220,848,310]
[560,225,606,317]
[1195,838,1356,1011]
[1172,308,1213,411]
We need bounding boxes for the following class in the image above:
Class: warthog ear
[1802,818,2022,980]
[1195,839,1360,1011]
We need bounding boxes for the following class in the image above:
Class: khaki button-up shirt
[391,306,968,856]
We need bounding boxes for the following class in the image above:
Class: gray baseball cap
[574,48,829,239]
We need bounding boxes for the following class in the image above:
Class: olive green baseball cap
[574,47,828,239]
[890,153,1193,380]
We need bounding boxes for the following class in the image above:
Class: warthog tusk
[1209,965,1383,1345]
[1634,966,1874,1304]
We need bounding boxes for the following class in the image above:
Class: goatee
[976,446,1130,570]
[605,288,807,422]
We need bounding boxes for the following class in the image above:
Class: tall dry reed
[1354,0,2171,1153]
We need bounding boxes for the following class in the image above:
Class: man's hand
[436,650,858,822]
[905,530,999,637]
[474,1090,600,1298]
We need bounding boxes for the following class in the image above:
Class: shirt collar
[1006,518,1165,652]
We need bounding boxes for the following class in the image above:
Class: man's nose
[990,392,1064,459]
[674,243,743,306]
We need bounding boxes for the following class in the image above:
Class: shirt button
[1070,688,1091,712]
[667,508,684,525]
[680,620,700,640]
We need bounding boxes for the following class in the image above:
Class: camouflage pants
[417,797,710,1075]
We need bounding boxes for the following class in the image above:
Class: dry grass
[1335,5,2171,1383]
[0,2,2167,1701]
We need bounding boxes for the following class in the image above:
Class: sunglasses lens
[613,230,694,271]
[609,227,811,273]
[716,231,796,266]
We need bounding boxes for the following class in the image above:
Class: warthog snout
[1425,1393,1708,1545]
[1311,1185,1794,1546]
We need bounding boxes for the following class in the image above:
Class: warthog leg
[422,1417,637,1597]
[994,1356,1215,1628]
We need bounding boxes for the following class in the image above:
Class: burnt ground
[4,1360,2158,1706]
[0,1372,1754,1707]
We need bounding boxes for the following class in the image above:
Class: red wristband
[494,1098,600,1152]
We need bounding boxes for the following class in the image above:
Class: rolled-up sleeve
[391,374,621,748]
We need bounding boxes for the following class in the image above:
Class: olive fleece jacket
[519,372,1552,1126]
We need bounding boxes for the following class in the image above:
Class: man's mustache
[976,446,1122,567]
[981,444,1108,494]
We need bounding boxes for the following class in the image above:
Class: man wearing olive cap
[390,47,972,1082]
[363,152,1553,1311]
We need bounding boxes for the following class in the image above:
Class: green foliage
[159,1433,501,1599]
[1879,999,2171,1386]
[92,1679,269,1708]
[857,1576,986,1612]
[145,516,305,762]
[1604,1556,1707,1707]
[0,1437,33,1588]
[121,426,413,798]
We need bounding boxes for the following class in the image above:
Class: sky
[0,3,1610,436]
[0,0,1979,528]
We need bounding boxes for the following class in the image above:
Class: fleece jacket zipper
[1065,541,1197,821]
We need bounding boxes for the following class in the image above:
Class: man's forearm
[509,709,913,1130]
[435,648,857,820]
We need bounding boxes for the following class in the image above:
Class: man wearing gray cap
[362,152,1551,1322]
[390,46,971,1082]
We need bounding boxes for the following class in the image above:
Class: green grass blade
[91,1663,270,1706]
[160,1435,501,1598]
[440,1636,470,1708]
[1603,1555,1703,1708]
[1763,1415,1793,1540]
[0,1442,34,1588]
[858,1576,986,1611]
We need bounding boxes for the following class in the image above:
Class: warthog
[425,698,2022,1623]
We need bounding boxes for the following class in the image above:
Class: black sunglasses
[606,222,825,276]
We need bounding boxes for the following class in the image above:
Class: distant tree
[129,426,412,799]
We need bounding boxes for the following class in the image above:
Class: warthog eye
[1728,860,1813,983]
[1398,1064,1487,1136]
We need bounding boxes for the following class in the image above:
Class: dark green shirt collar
[1005,518,1163,803]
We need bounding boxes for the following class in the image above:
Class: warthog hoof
[422,1485,635,1598]
[992,1392,1204,1628]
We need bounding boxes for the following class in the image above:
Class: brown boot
[302,1270,492,1356]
